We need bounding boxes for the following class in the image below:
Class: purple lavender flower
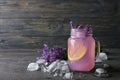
[36,57,41,61]
[69,21,93,36]
[77,25,82,29]
[85,25,92,36]
[70,21,75,28]
[36,44,67,63]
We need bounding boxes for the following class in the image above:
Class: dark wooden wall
[0,0,119,49]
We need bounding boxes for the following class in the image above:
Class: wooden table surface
[0,49,119,80]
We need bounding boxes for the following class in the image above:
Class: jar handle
[96,41,100,59]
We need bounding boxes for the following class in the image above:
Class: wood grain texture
[0,0,119,49]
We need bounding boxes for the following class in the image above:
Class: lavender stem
[77,25,82,29]
[69,21,74,28]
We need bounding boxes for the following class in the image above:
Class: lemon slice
[68,40,87,61]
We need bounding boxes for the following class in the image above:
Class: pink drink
[68,23,95,71]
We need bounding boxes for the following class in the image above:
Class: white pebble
[27,62,39,71]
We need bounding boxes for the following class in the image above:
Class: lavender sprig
[70,21,74,28]
[77,25,82,29]
[85,25,92,35]
[69,21,93,36]
[36,44,67,63]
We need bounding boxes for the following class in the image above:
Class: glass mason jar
[68,28,95,71]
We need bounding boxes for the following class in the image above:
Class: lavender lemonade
[68,21,95,71]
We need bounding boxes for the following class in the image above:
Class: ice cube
[95,58,102,63]
[72,73,85,79]
[60,60,68,65]
[95,68,106,74]
[53,72,59,77]
[103,64,109,68]
[63,72,73,80]
[27,62,39,71]
[95,68,109,77]
[53,69,61,77]
[98,52,108,60]
[36,59,46,64]
[47,60,60,72]
[52,62,61,73]
[41,64,48,72]
[59,72,63,77]
[61,65,70,73]
[44,62,49,66]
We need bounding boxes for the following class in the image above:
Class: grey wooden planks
[0,0,119,49]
